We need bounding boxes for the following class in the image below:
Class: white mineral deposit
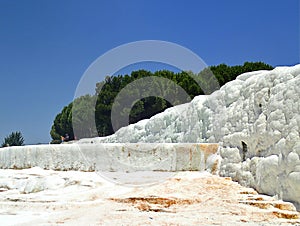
[0,65,299,225]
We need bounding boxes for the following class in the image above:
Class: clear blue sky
[0,0,299,144]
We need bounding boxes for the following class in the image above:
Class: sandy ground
[0,168,299,226]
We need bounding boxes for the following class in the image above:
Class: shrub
[1,131,25,147]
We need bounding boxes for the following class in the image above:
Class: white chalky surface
[82,65,300,209]
[0,168,299,226]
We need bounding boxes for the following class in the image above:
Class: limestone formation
[90,65,300,209]
[0,64,299,210]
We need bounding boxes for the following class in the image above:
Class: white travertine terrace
[84,65,300,209]
[0,65,299,209]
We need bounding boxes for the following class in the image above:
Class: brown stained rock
[239,200,274,209]
[210,158,219,175]
[136,202,151,211]
[110,196,202,212]
[273,202,297,211]
[224,177,232,181]
[107,173,300,224]
[199,144,219,170]
[272,210,300,219]
[198,143,219,155]
[239,194,298,212]
[239,190,258,195]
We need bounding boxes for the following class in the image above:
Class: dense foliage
[50,62,273,141]
[210,62,273,87]
[1,131,25,147]
[50,103,73,143]
[95,70,202,136]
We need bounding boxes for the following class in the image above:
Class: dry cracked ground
[0,168,299,226]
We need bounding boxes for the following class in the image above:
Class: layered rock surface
[0,65,299,212]
[0,168,299,225]
[86,65,300,209]
[0,143,219,173]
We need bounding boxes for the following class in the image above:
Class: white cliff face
[218,66,300,210]
[0,143,219,174]
[89,65,300,209]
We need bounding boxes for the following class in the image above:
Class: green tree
[72,94,98,139]
[50,94,97,142]
[1,131,25,147]
[50,103,73,143]
[51,62,274,140]
[209,62,273,87]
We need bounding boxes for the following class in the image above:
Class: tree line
[50,62,273,143]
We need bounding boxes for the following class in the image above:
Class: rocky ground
[0,168,299,225]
